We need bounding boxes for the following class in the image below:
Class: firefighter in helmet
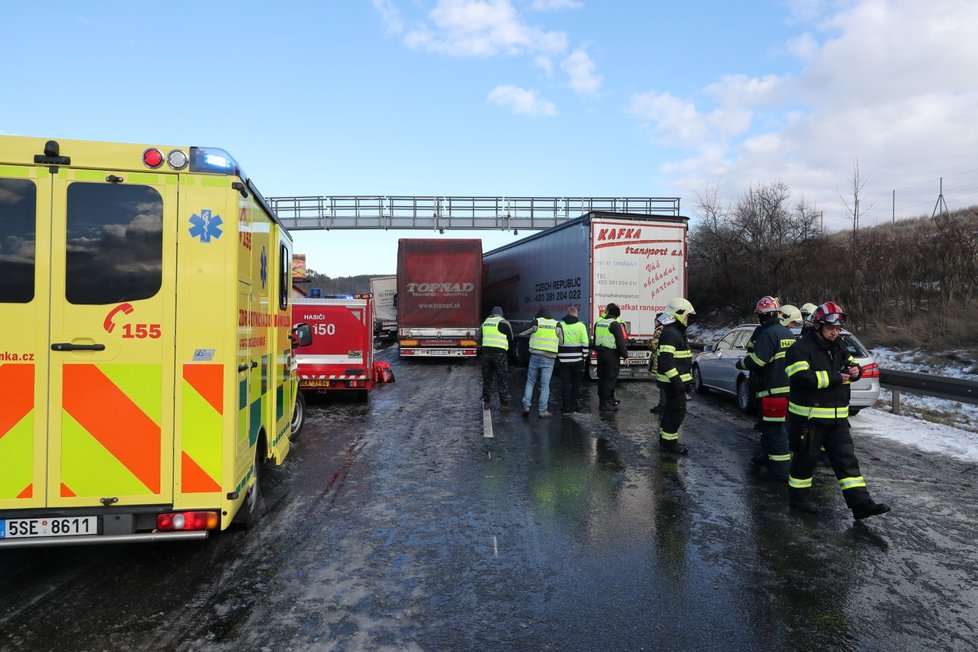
[779,304,803,330]
[800,303,818,330]
[784,301,890,519]
[737,296,793,480]
[654,297,695,454]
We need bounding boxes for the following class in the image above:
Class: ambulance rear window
[65,183,163,304]
[0,178,36,303]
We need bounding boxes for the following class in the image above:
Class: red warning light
[143,148,164,168]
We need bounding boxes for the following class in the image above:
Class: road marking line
[483,408,494,438]
[493,535,498,557]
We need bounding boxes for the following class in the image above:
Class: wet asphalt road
[1,348,977,651]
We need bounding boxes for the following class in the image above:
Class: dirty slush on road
[2,352,976,651]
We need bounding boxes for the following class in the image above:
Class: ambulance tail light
[142,148,164,169]
[157,511,220,531]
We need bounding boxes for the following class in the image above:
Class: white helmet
[780,304,802,327]
[800,303,818,320]
[664,297,696,326]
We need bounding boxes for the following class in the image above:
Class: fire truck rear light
[400,339,419,347]
[460,340,478,347]
[167,149,188,170]
[157,511,219,531]
[143,148,164,168]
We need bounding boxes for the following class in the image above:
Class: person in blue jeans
[519,308,563,418]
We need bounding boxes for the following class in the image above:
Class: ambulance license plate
[0,516,98,539]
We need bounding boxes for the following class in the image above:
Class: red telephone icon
[103,303,134,333]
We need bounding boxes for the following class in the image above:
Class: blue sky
[5,0,978,276]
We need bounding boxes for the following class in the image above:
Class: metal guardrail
[265,195,682,231]
[880,368,978,410]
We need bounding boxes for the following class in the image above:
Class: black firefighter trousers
[657,381,687,444]
[787,417,872,507]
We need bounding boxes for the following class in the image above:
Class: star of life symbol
[189,209,224,243]
[260,246,268,288]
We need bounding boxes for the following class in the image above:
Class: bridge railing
[265,195,683,230]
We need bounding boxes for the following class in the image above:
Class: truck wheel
[233,445,264,529]
[291,391,306,441]
[736,377,754,414]
[692,365,708,394]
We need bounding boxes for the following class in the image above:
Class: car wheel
[291,391,306,441]
[736,377,754,414]
[692,364,708,394]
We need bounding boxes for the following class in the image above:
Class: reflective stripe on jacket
[740,319,794,398]
[655,321,692,384]
[785,329,859,422]
[558,320,589,363]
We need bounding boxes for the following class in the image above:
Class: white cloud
[404,0,568,57]
[534,54,554,76]
[560,48,601,97]
[373,0,404,34]
[528,0,584,10]
[633,0,978,231]
[488,84,557,116]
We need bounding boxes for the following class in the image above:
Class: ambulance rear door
[44,168,178,509]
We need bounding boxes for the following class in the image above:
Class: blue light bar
[189,147,241,176]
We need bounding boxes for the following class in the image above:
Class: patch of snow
[852,407,978,464]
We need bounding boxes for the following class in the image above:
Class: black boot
[790,498,819,514]
[852,499,891,520]
[659,441,688,455]
[789,489,819,514]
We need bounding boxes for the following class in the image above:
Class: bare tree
[839,158,872,252]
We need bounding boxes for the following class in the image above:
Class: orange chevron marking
[17,483,32,499]
[0,364,34,440]
[60,482,76,497]
[183,364,224,415]
[181,452,221,493]
[63,364,161,494]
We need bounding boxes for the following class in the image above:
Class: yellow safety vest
[594,317,616,349]
[480,315,508,351]
[529,317,559,353]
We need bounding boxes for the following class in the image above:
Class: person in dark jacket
[557,306,589,413]
[476,306,515,411]
[655,297,696,454]
[594,303,628,412]
[784,301,890,519]
[737,296,794,480]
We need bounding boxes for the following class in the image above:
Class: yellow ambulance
[0,136,311,547]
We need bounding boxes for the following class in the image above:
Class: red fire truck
[293,295,374,401]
